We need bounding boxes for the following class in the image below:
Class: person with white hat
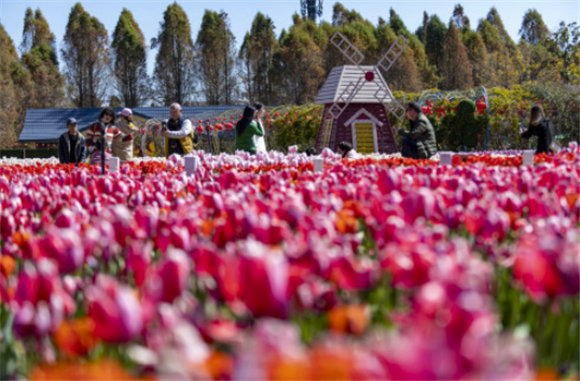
[113,108,139,162]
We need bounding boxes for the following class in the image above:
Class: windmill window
[345,108,382,154]
[351,120,378,154]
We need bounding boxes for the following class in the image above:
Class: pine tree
[415,11,429,44]
[238,12,277,103]
[518,11,558,83]
[274,16,325,104]
[520,9,550,44]
[424,15,447,79]
[548,22,580,84]
[0,23,24,142]
[151,3,196,105]
[478,17,518,87]
[389,9,438,88]
[112,8,150,107]
[451,4,470,30]
[440,23,473,90]
[196,10,237,105]
[61,3,110,108]
[486,7,516,49]
[332,2,365,26]
[462,29,495,86]
[20,8,66,109]
[375,20,422,92]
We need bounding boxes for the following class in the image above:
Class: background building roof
[18,106,244,142]
[315,65,394,105]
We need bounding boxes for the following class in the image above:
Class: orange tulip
[268,356,310,380]
[53,317,98,358]
[29,359,135,380]
[0,255,15,277]
[198,351,233,380]
[328,305,370,336]
[535,368,560,381]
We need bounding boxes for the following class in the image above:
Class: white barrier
[439,151,453,166]
[313,158,324,173]
[109,157,120,173]
[185,156,198,175]
[522,150,534,166]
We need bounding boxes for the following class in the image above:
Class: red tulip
[146,249,191,303]
[126,241,152,287]
[513,234,579,301]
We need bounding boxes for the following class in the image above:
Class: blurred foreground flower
[328,305,370,335]
[53,317,98,357]
[29,359,136,380]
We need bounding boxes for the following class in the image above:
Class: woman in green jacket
[235,105,263,154]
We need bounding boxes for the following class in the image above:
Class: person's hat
[67,117,78,125]
[406,102,421,113]
[118,108,132,117]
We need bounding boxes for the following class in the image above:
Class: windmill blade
[385,100,407,121]
[326,76,366,120]
[376,35,409,73]
[372,79,406,121]
[330,32,365,66]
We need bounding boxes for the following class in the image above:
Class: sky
[1,0,579,76]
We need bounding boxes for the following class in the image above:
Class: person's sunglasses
[105,113,114,117]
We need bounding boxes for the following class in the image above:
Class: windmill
[315,32,409,154]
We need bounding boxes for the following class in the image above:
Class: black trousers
[401,136,418,159]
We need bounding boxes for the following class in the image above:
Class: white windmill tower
[315,32,409,154]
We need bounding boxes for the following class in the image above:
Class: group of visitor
[397,102,555,159]
[59,100,554,165]
[58,103,194,165]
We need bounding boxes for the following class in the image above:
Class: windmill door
[353,122,377,154]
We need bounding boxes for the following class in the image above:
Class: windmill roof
[315,65,395,105]
[18,106,244,142]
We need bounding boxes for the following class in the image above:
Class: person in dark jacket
[160,103,196,157]
[58,117,87,165]
[397,102,437,159]
[520,105,554,154]
[235,105,263,154]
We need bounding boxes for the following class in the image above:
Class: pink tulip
[238,242,289,319]
[381,243,435,289]
[86,274,143,343]
[40,228,84,273]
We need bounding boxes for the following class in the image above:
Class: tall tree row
[0,0,577,144]
[0,23,27,142]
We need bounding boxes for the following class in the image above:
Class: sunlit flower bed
[1,146,579,380]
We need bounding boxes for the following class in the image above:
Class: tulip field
[1,145,579,380]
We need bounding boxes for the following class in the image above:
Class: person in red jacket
[86,107,122,165]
